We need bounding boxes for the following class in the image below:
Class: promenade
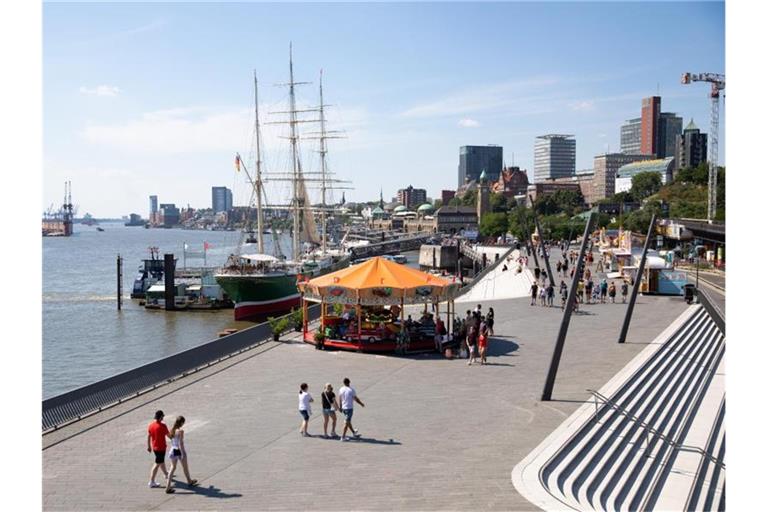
[43,248,692,511]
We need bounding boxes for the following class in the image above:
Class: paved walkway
[43,264,690,511]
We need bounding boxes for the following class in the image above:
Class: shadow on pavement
[175,484,242,499]
[351,437,402,445]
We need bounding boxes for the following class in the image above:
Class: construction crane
[681,72,725,222]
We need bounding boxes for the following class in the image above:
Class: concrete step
[541,308,711,509]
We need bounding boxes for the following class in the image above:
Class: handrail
[586,389,725,469]
[696,288,725,335]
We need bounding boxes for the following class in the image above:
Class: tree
[675,161,709,185]
[479,212,508,238]
[631,171,662,200]
[489,193,508,213]
[460,190,477,207]
[432,198,443,210]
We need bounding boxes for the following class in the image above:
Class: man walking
[338,378,365,442]
[530,281,539,306]
[147,410,169,489]
[621,280,629,303]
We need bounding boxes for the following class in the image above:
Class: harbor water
[43,223,275,398]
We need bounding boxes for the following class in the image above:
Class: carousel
[297,256,461,353]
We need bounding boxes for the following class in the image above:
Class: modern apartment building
[211,186,233,213]
[397,185,427,209]
[592,153,654,201]
[458,145,503,186]
[534,135,575,183]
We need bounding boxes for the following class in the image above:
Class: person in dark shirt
[321,383,340,438]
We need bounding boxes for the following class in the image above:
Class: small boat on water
[96,227,105,232]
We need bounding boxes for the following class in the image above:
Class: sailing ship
[215,47,351,320]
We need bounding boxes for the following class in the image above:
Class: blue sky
[43,1,724,217]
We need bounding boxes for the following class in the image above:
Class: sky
[43,1,725,217]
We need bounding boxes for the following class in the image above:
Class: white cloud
[79,85,121,97]
[570,100,594,111]
[458,118,480,128]
[399,76,560,118]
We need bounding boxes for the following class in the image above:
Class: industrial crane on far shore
[681,72,725,222]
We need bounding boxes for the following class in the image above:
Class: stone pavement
[43,262,690,511]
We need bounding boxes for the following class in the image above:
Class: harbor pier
[43,246,723,511]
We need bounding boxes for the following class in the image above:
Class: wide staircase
[522,304,725,511]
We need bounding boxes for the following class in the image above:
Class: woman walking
[164,416,198,494]
[486,307,495,336]
[478,318,489,365]
[608,281,617,303]
[321,383,339,438]
[466,323,478,366]
[298,383,314,437]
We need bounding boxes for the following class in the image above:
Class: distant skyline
[43,1,725,217]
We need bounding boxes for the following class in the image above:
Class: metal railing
[696,288,725,335]
[42,305,320,433]
[587,389,725,469]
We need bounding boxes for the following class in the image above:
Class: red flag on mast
[204,241,211,251]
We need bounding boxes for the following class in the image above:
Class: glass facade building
[620,118,642,154]
[458,145,503,186]
[212,186,233,213]
[534,134,575,183]
[658,113,683,159]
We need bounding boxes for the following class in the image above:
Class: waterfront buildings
[675,119,708,171]
[158,203,180,227]
[397,185,427,209]
[621,118,642,154]
[592,153,654,202]
[491,166,529,197]
[533,135,575,183]
[212,186,233,213]
[615,157,675,193]
[458,145,503,186]
[526,180,583,207]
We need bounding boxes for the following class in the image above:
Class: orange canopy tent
[298,256,460,305]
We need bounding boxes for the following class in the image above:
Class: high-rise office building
[641,96,661,155]
[397,185,427,209]
[149,195,158,217]
[620,118,642,154]
[675,119,708,171]
[212,186,233,213]
[458,145,503,186]
[534,135,575,183]
[658,112,683,159]
[592,153,654,201]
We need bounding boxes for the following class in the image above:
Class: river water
[42,223,273,398]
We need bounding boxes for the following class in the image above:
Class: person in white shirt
[298,383,314,437]
[338,377,365,442]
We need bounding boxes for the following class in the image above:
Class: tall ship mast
[214,46,351,321]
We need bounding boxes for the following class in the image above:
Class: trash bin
[683,284,696,304]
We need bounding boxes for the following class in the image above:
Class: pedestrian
[592,284,600,304]
[621,280,629,303]
[530,281,539,306]
[560,281,568,310]
[585,279,593,304]
[164,416,198,494]
[147,410,170,489]
[534,267,541,281]
[474,304,482,320]
[600,279,608,304]
[541,270,548,284]
[478,318,489,365]
[563,257,568,274]
[539,285,547,306]
[467,322,478,365]
[596,259,604,273]
[486,307,495,336]
[609,281,617,303]
[556,260,562,276]
[298,382,314,437]
[338,377,365,441]
[577,279,585,304]
[547,282,555,307]
[584,267,591,282]
[321,383,340,438]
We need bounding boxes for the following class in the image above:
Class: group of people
[147,410,198,494]
[457,304,494,366]
[298,377,365,442]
